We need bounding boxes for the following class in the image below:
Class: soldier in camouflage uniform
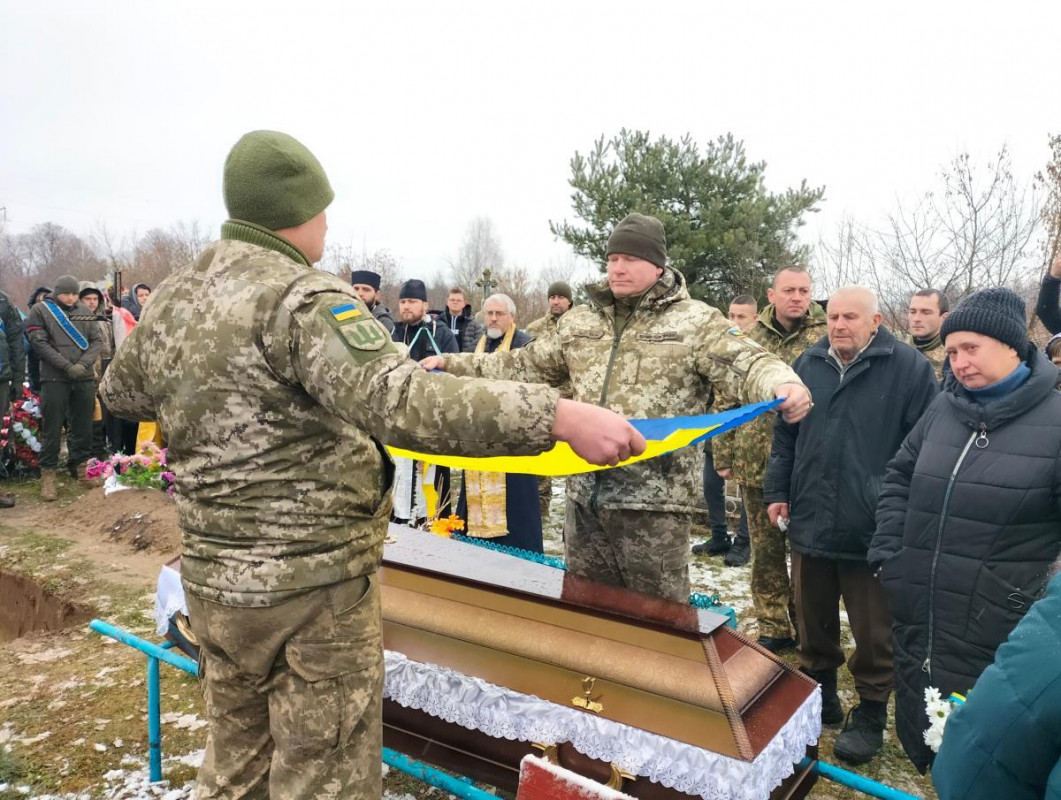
[423,213,812,603]
[100,130,644,800]
[713,266,826,651]
[525,281,574,522]
[905,287,948,380]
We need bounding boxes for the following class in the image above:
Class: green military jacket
[713,302,827,488]
[100,220,560,607]
[526,310,573,398]
[444,268,803,514]
[526,312,561,338]
[903,332,946,381]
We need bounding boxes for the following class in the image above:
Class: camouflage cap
[223,130,334,231]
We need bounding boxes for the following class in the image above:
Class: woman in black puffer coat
[870,288,1061,773]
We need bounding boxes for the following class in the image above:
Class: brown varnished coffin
[381,525,818,798]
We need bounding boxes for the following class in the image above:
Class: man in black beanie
[351,269,394,333]
[26,274,103,500]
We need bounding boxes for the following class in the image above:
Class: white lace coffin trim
[153,564,188,637]
[384,650,821,800]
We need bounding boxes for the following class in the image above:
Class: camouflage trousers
[564,499,690,603]
[744,485,796,639]
[185,574,383,800]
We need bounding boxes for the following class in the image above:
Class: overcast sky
[2,1,1059,280]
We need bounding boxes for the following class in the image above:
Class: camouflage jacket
[713,303,827,487]
[100,220,561,607]
[526,311,573,398]
[903,332,946,381]
[444,268,803,514]
[526,312,562,338]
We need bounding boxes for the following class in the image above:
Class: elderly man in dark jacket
[870,287,1061,774]
[26,275,103,500]
[765,286,938,765]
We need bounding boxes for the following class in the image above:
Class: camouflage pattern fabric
[712,303,827,487]
[564,498,691,603]
[526,311,572,400]
[444,268,803,515]
[743,484,796,639]
[100,221,561,607]
[527,311,569,517]
[187,574,382,799]
[903,332,946,381]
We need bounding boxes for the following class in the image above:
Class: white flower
[924,686,942,705]
[924,723,944,752]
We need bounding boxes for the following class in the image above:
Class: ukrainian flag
[330,303,362,322]
[387,399,781,477]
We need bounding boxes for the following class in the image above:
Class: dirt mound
[10,488,183,556]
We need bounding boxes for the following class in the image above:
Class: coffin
[381,524,820,800]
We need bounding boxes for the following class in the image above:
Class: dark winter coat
[371,302,395,334]
[764,325,938,560]
[121,283,151,321]
[869,346,1061,772]
[933,570,1061,800]
[438,304,484,353]
[0,291,26,391]
[392,317,459,362]
[26,286,50,393]
[25,294,103,382]
[1035,275,1061,335]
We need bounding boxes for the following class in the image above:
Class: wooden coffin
[380,524,819,799]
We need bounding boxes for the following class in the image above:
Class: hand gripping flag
[386,399,783,477]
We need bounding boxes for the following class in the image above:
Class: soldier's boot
[41,470,58,502]
[68,462,95,487]
[802,668,844,726]
[833,698,887,765]
[692,530,730,556]
[723,529,750,566]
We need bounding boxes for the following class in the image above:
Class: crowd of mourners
[357,255,1061,798]
[6,204,1061,797]
[0,278,150,503]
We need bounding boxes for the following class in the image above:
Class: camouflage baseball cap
[223,131,334,231]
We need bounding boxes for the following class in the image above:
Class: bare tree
[815,146,1041,331]
[447,217,505,307]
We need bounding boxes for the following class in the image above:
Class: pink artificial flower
[161,471,176,483]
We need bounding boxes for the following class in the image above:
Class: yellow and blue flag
[387,399,781,477]
[330,303,362,322]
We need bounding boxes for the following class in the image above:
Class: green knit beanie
[606,212,667,268]
[223,131,334,231]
